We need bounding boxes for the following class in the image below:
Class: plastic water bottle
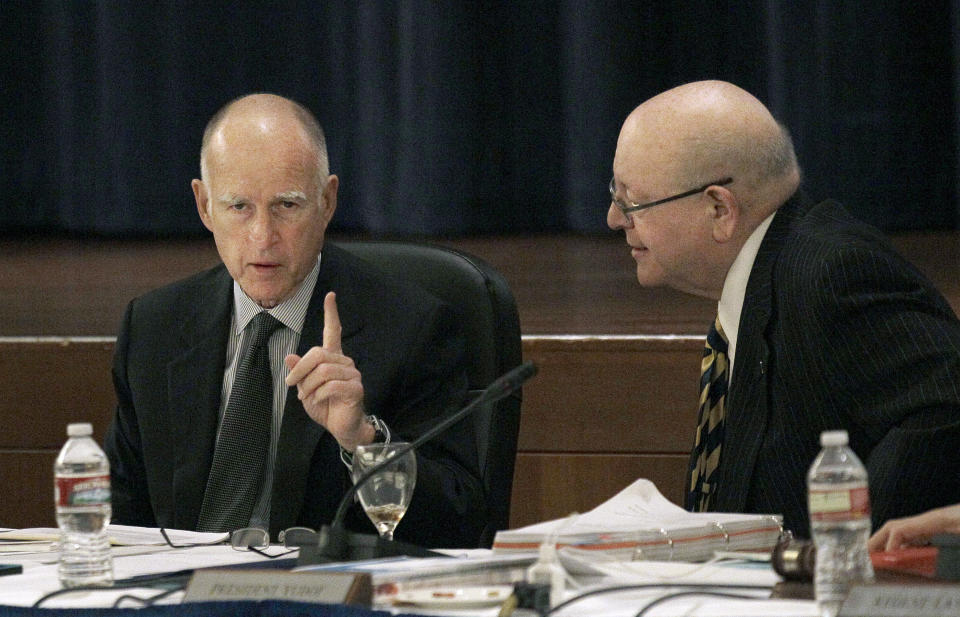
[807,429,874,617]
[54,422,113,587]
[526,540,566,609]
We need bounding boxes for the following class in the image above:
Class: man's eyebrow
[276,190,307,202]
[216,192,242,205]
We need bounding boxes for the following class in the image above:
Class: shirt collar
[717,212,776,374]
[232,253,322,336]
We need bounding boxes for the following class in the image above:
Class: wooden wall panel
[509,453,688,528]
[1,234,956,533]
[0,337,703,533]
[0,341,115,448]
[0,341,118,528]
[0,452,58,528]
[520,337,701,452]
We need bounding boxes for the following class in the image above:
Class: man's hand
[868,504,960,552]
[284,292,375,451]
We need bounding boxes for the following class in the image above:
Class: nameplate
[839,583,960,617]
[183,569,372,606]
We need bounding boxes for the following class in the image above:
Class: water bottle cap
[820,429,848,447]
[67,422,93,437]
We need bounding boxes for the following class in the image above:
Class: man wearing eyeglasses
[608,80,960,537]
[105,93,485,548]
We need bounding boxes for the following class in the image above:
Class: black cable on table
[112,585,186,608]
[32,570,193,608]
[633,589,766,617]
[539,582,772,617]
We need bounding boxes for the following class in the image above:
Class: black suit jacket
[106,243,486,547]
[710,193,960,537]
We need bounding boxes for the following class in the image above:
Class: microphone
[298,361,538,565]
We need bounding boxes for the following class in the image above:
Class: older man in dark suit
[105,93,485,547]
[607,80,960,536]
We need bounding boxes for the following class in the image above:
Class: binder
[492,479,783,563]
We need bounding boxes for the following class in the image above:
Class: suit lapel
[715,196,803,513]
[167,268,232,529]
[270,245,365,533]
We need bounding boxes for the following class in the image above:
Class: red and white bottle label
[55,475,110,507]
[809,486,870,522]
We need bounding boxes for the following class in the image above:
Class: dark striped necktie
[197,311,282,532]
[686,316,729,512]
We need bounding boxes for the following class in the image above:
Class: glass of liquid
[351,442,417,541]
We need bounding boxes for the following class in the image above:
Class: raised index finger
[323,291,342,353]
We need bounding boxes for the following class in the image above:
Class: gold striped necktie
[686,316,729,512]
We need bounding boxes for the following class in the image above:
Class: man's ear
[192,179,214,232]
[705,185,739,243]
[320,174,339,225]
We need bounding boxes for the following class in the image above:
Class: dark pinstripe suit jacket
[106,243,485,547]
[710,192,960,537]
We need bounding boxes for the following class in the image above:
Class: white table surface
[0,543,818,616]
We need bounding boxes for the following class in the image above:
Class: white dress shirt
[717,212,776,380]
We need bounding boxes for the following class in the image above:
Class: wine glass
[351,442,417,541]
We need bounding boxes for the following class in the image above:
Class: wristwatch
[340,415,391,469]
[364,414,390,444]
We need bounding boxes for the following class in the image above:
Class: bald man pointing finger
[105,93,485,547]
[609,81,960,537]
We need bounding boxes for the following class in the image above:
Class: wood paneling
[0,342,116,528]
[0,235,716,337]
[2,233,956,338]
[509,453,688,528]
[0,238,221,337]
[521,337,701,452]
[0,341,115,449]
[0,337,700,531]
[2,233,958,533]
[0,452,58,528]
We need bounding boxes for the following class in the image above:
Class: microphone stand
[298,362,537,565]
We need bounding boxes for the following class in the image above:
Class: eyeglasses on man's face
[609,176,734,216]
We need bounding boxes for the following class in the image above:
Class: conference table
[0,527,818,617]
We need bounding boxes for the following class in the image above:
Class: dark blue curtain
[2,0,958,236]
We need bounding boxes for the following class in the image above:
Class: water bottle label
[809,486,870,521]
[56,475,110,507]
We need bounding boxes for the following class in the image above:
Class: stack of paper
[0,525,226,555]
[298,552,536,598]
[493,479,783,563]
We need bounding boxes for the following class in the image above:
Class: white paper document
[493,479,783,562]
[0,525,227,557]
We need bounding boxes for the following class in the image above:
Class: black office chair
[340,241,523,548]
